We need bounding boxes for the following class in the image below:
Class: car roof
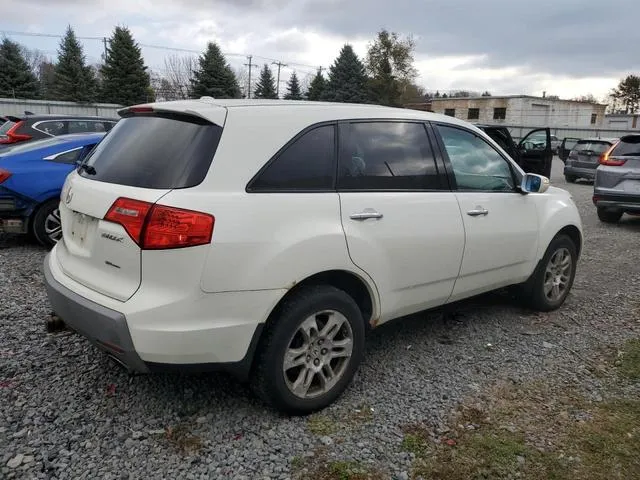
[122,98,479,131]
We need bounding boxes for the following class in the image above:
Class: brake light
[599,142,626,166]
[104,198,152,245]
[0,169,11,183]
[0,121,32,144]
[104,197,214,249]
[128,106,154,114]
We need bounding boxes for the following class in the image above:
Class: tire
[518,234,577,312]
[597,207,623,224]
[564,174,577,183]
[32,199,62,248]
[251,285,365,415]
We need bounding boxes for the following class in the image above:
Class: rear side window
[338,121,440,190]
[36,121,67,136]
[80,113,222,189]
[0,121,15,135]
[249,124,335,191]
[611,136,640,156]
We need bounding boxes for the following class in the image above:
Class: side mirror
[521,173,550,194]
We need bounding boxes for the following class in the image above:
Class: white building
[430,95,607,129]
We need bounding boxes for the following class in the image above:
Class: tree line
[0,27,428,107]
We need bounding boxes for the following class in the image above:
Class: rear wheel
[251,285,365,415]
[32,199,62,248]
[517,234,577,312]
[564,174,577,183]
[597,207,623,224]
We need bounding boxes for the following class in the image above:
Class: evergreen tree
[306,70,326,101]
[322,45,369,104]
[0,38,39,98]
[101,27,153,105]
[283,71,303,100]
[52,26,97,102]
[190,42,240,99]
[253,64,278,99]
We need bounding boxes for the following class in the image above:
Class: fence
[0,98,123,118]
[501,124,639,142]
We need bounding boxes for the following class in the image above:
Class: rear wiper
[78,163,96,175]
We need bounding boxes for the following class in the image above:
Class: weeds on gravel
[405,363,640,480]
[308,414,339,435]
[617,338,640,380]
[164,424,203,455]
[307,403,374,436]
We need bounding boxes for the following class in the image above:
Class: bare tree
[162,54,197,100]
[19,46,47,77]
[234,66,250,98]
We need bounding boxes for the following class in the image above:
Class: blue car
[0,132,105,247]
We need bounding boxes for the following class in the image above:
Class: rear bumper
[43,252,283,379]
[564,164,596,179]
[44,254,150,373]
[592,190,640,212]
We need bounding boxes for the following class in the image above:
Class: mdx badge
[101,232,124,243]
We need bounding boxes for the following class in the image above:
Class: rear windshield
[574,141,611,154]
[0,121,15,135]
[80,113,223,189]
[611,136,640,156]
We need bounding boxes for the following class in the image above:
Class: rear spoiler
[118,101,227,127]
[5,115,21,122]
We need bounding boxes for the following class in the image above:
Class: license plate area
[69,211,98,247]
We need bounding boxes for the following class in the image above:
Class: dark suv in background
[0,113,117,150]
[593,134,640,223]
[563,138,618,183]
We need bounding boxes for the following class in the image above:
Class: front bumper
[592,191,640,212]
[44,254,150,372]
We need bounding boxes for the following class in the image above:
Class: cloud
[2,0,639,98]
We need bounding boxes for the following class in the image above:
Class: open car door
[518,128,553,178]
[558,137,580,162]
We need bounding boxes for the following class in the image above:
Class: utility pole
[272,61,288,98]
[102,37,108,62]
[244,55,258,99]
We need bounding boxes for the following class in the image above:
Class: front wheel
[32,199,62,248]
[518,234,577,312]
[597,207,623,224]
[251,285,365,415]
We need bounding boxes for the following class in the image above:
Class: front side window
[338,121,440,190]
[249,124,335,191]
[437,124,516,192]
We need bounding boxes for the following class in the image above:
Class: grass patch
[617,338,640,379]
[292,455,386,480]
[406,373,640,479]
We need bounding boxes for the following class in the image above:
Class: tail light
[104,197,214,249]
[0,169,11,183]
[592,195,600,205]
[599,142,626,166]
[0,121,32,144]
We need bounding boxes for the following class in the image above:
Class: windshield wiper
[78,163,96,175]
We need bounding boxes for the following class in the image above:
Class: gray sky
[2,0,639,99]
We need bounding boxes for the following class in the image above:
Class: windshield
[574,141,611,154]
[0,136,67,155]
[611,136,640,156]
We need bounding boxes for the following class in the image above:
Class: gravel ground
[1,158,639,479]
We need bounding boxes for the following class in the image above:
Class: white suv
[44,99,582,414]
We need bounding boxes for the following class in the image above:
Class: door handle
[350,209,383,221]
[466,207,489,217]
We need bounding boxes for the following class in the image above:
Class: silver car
[593,134,640,223]
[564,138,618,183]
